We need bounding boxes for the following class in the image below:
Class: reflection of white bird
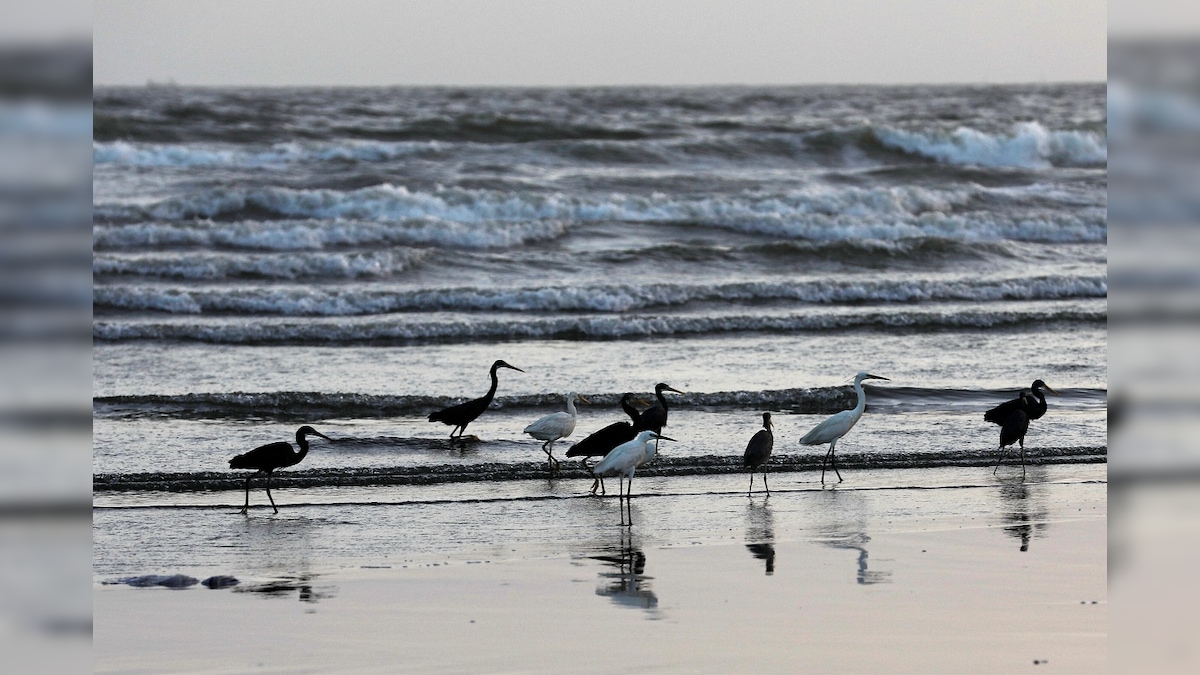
[593,429,674,525]
[524,392,588,472]
[799,372,889,484]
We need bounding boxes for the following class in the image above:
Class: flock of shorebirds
[228,359,1058,525]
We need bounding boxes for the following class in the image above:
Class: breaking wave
[874,122,1106,169]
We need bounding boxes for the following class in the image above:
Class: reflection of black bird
[635,383,684,433]
[743,412,774,497]
[427,359,524,438]
[992,391,1037,477]
[745,543,776,575]
[229,425,331,514]
[985,379,1059,426]
[566,393,644,495]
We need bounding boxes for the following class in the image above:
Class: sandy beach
[94,465,1106,673]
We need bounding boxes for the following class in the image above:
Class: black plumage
[567,393,643,495]
[985,379,1058,426]
[993,391,1036,477]
[229,425,331,514]
[428,359,524,438]
[743,412,774,496]
[635,383,684,433]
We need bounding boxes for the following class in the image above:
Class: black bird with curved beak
[985,379,1059,426]
[566,393,646,495]
[992,391,1038,478]
[229,425,332,514]
[428,359,524,439]
[743,412,774,497]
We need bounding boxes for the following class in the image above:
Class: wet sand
[94,466,1106,673]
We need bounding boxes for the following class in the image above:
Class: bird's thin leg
[993,444,1008,474]
[1020,439,1026,480]
[748,472,754,497]
[265,471,278,514]
[820,447,830,484]
[830,439,843,483]
[626,475,634,527]
[763,469,770,496]
[240,475,252,514]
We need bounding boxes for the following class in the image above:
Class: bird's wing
[524,412,571,434]
[984,397,1024,426]
[744,429,773,464]
[229,441,292,469]
[594,442,639,475]
[566,422,633,457]
[798,410,854,445]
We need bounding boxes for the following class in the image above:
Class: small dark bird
[743,412,775,497]
[993,391,1037,477]
[567,393,645,495]
[229,425,331,514]
[428,359,524,439]
[985,379,1059,426]
[635,383,684,433]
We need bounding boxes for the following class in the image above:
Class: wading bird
[524,391,588,471]
[985,379,1059,426]
[428,359,524,439]
[229,425,331,514]
[593,430,674,526]
[635,383,684,434]
[799,372,889,484]
[566,393,645,494]
[744,412,775,497]
[992,390,1038,478]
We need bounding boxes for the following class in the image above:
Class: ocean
[92,85,1106,576]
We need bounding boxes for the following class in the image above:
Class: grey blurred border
[0,2,93,670]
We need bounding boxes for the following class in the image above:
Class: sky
[93,0,1107,87]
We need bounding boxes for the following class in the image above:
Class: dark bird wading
[428,359,524,439]
[986,380,1058,478]
[229,425,331,514]
[743,412,775,497]
[566,393,645,495]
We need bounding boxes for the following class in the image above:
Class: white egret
[524,391,588,471]
[743,412,774,497]
[566,393,646,495]
[593,429,674,525]
[799,372,889,484]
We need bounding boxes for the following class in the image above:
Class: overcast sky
[94,0,1107,87]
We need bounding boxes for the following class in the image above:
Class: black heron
[798,372,889,484]
[229,425,331,514]
[743,412,775,497]
[985,379,1059,426]
[427,359,524,438]
[635,383,684,434]
[566,393,644,495]
[523,391,589,472]
[593,430,675,526]
[991,390,1040,477]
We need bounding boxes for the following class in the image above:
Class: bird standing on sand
[229,425,331,514]
[567,393,645,495]
[593,429,674,526]
[799,372,889,484]
[428,359,524,439]
[524,391,588,472]
[743,412,775,497]
[990,390,1039,478]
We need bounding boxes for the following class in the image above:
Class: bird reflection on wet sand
[233,574,336,603]
[996,470,1049,552]
[589,532,658,614]
[813,490,892,585]
[745,500,776,575]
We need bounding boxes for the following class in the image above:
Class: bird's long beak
[577,395,590,405]
[654,434,677,442]
[865,374,890,381]
[664,386,685,395]
[1045,385,1060,396]
[313,431,333,442]
[507,365,526,373]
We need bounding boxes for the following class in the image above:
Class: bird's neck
[621,398,639,422]
[852,379,868,415]
[485,367,500,400]
[294,437,310,461]
[565,397,577,416]
[656,390,669,409]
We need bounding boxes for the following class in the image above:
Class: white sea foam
[874,122,1107,169]
[93,183,1106,244]
[93,275,1108,316]
[93,218,570,251]
[93,248,429,280]
[92,140,442,167]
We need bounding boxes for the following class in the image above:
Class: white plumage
[593,429,673,525]
[524,391,587,470]
[799,371,888,483]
